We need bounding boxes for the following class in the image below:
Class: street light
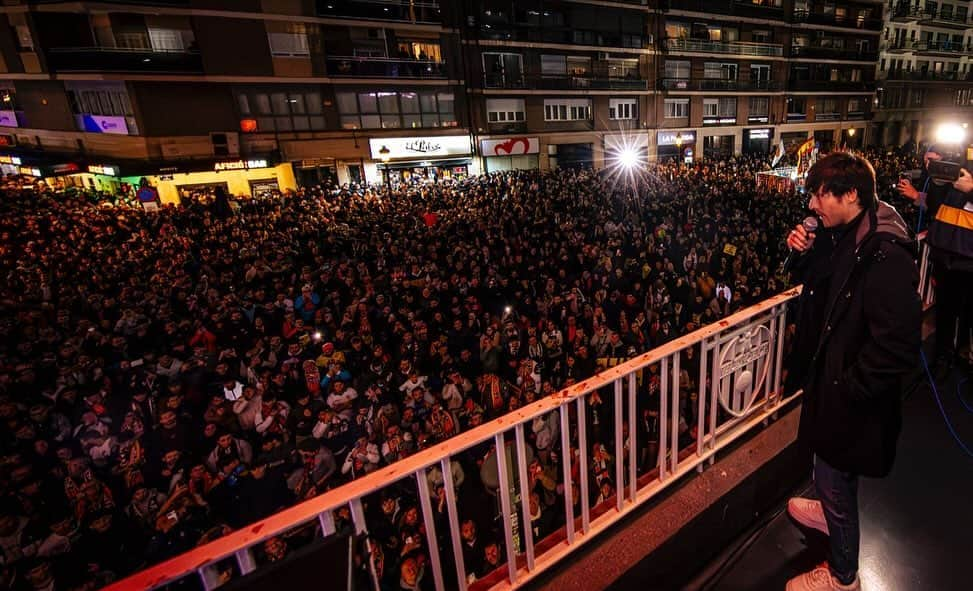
[378,145,391,194]
[675,132,684,162]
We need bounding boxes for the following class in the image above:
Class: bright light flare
[617,148,639,169]
[935,122,965,145]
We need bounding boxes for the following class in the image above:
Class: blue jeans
[814,456,860,585]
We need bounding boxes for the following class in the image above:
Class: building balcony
[325,56,446,78]
[665,38,783,57]
[788,80,875,92]
[790,10,883,31]
[315,0,442,24]
[658,78,783,91]
[479,26,646,49]
[814,112,842,121]
[483,73,647,91]
[881,69,973,82]
[789,45,878,61]
[663,0,786,21]
[912,40,969,56]
[919,9,970,29]
[44,47,202,73]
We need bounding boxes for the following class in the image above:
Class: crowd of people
[0,149,922,591]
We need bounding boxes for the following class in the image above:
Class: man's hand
[897,178,920,202]
[786,223,816,253]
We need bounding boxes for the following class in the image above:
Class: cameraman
[898,148,973,370]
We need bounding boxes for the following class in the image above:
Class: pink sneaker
[786,563,860,591]
[787,497,829,535]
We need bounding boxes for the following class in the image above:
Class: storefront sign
[214,159,269,172]
[78,114,129,135]
[369,136,470,159]
[703,117,737,125]
[0,111,18,128]
[481,137,540,156]
[657,131,695,146]
[0,155,21,165]
[19,166,41,177]
[747,129,771,140]
[51,163,80,175]
[88,164,119,177]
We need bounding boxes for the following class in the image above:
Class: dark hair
[805,152,877,210]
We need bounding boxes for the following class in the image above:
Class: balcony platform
[685,351,972,591]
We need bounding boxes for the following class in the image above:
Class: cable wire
[920,349,973,458]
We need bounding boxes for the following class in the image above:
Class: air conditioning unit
[210,132,240,157]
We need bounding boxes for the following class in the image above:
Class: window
[788,97,807,120]
[148,28,186,51]
[268,32,309,57]
[609,98,637,120]
[483,53,523,87]
[15,25,33,51]
[665,60,691,80]
[847,97,864,114]
[67,88,133,116]
[336,91,454,129]
[541,55,567,75]
[818,98,838,115]
[750,64,771,82]
[702,97,736,122]
[543,99,591,121]
[751,29,771,44]
[664,98,689,118]
[486,98,525,123]
[749,97,769,117]
[704,62,737,80]
[0,88,19,110]
[236,89,325,132]
[912,88,925,107]
[703,98,719,118]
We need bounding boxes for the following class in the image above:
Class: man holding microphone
[782,153,921,591]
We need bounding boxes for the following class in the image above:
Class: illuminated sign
[214,159,269,171]
[748,129,771,139]
[240,119,258,133]
[369,136,470,159]
[51,163,80,174]
[0,155,22,165]
[19,166,41,177]
[481,137,540,156]
[77,114,129,135]
[0,111,18,128]
[657,131,695,146]
[88,164,119,176]
[703,117,737,125]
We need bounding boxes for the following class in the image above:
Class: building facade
[0,0,890,195]
[875,0,973,148]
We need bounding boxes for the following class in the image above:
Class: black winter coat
[785,201,921,477]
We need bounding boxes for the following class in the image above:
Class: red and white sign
[481,137,540,157]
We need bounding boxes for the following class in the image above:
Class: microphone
[781,216,819,274]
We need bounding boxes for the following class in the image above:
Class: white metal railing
[665,38,785,57]
[917,230,935,310]
[104,288,804,591]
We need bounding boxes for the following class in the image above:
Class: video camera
[926,145,967,183]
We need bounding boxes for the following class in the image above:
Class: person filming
[783,153,921,591]
[897,148,973,370]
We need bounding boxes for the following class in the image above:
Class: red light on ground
[240,119,258,133]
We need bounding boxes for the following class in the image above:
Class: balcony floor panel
[688,346,973,591]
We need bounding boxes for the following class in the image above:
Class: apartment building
[0,0,889,193]
[0,0,468,199]
[876,0,973,147]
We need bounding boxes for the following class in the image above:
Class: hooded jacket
[786,201,921,477]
